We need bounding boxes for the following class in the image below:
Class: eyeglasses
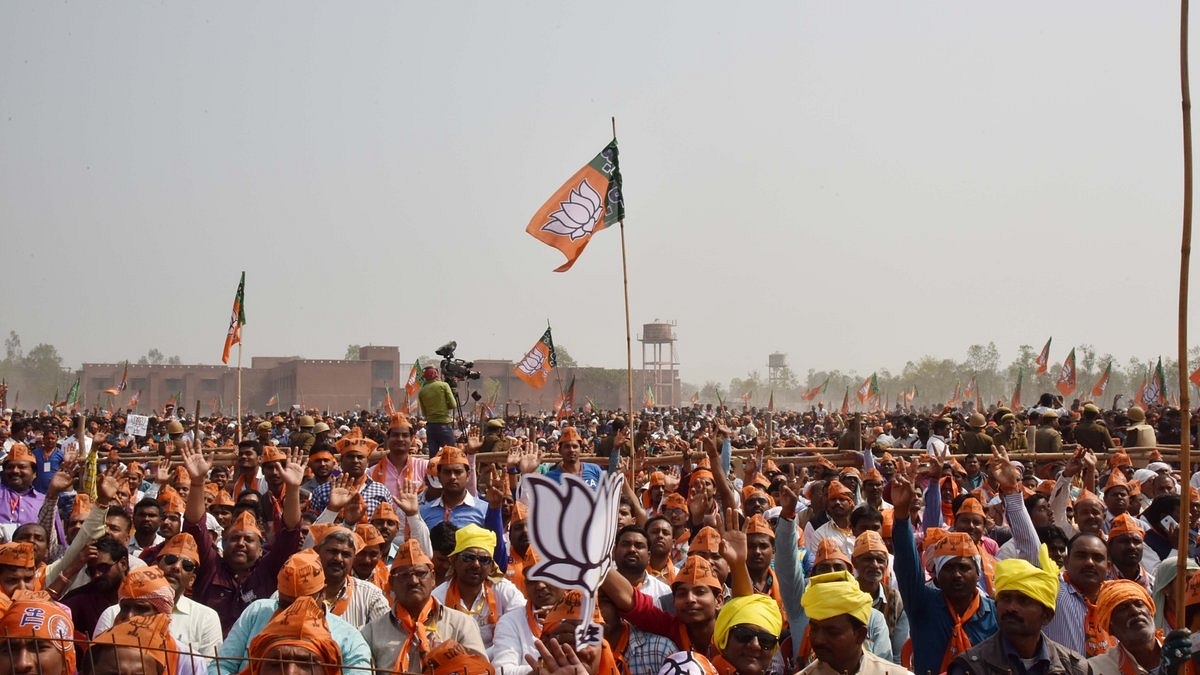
[390,567,432,581]
[160,554,198,573]
[727,626,779,650]
[458,553,493,567]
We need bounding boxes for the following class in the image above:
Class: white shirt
[432,578,527,656]
[94,594,223,658]
[492,607,538,675]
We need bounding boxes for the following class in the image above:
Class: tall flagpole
[613,117,635,441]
[1177,0,1194,614]
[236,338,243,443]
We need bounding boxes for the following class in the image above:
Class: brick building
[80,347,678,415]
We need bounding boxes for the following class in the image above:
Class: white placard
[125,414,150,437]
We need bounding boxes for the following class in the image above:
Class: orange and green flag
[383,386,395,416]
[1091,362,1112,398]
[222,272,246,364]
[525,140,625,272]
[515,327,557,389]
[856,373,878,404]
[104,361,129,396]
[644,386,656,408]
[1011,370,1023,409]
[1055,348,1077,396]
[1034,337,1052,375]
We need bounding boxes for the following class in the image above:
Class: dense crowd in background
[2,371,1200,675]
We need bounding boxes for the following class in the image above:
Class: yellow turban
[714,595,784,650]
[801,570,872,626]
[993,544,1060,611]
[451,524,497,557]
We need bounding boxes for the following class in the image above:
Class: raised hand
[719,507,748,566]
[343,493,364,525]
[778,484,799,521]
[47,463,77,497]
[394,481,421,516]
[891,469,916,517]
[280,447,308,488]
[517,443,542,475]
[465,427,484,454]
[155,456,173,485]
[179,442,212,481]
[485,464,507,509]
[988,445,1021,492]
[327,475,355,513]
[98,463,124,504]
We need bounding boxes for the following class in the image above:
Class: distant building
[79,347,679,415]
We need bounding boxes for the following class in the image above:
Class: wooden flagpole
[613,116,635,440]
[1178,0,1195,616]
[235,338,243,443]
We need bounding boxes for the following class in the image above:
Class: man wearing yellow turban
[798,571,914,675]
[947,547,1089,675]
[713,594,784,675]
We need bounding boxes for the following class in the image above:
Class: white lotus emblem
[522,471,624,648]
[517,349,545,377]
[541,179,603,241]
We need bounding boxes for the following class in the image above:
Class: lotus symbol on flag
[517,349,546,377]
[541,179,603,241]
[523,471,624,647]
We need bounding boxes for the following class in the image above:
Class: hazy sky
[3,2,1197,385]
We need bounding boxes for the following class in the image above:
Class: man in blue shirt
[543,427,603,489]
[892,468,998,675]
[31,428,63,494]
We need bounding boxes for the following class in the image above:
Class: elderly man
[799,570,915,675]
[241,597,341,675]
[1090,580,1169,675]
[180,441,306,634]
[213,549,373,675]
[362,539,485,672]
[949,546,1088,675]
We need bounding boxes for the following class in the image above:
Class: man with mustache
[1089,580,1171,675]
[1043,532,1113,657]
[310,523,390,629]
[948,547,1089,675]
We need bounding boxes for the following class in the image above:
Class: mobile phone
[1162,515,1180,530]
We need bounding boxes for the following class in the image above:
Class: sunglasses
[458,553,493,567]
[728,625,779,650]
[160,554,198,573]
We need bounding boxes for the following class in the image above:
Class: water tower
[768,352,788,389]
[639,321,679,408]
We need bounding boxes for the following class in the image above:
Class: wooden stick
[1178,0,1195,617]
[613,116,635,454]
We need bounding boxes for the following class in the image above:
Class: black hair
[615,524,649,543]
[1067,531,1107,554]
[238,439,263,455]
[1023,493,1050,512]
[430,522,459,556]
[105,506,132,531]
[644,514,672,533]
[133,497,161,514]
[94,534,129,562]
[849,506,883,528]
[1143,494,1182,532]
[1035,525,1069,548]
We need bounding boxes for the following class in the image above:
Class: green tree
[345,344,362,360]
[554,345,579,368]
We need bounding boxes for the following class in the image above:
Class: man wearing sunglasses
[93,532,223,658]
[432,524,526,656]
[60,535,128,636]
[713,594,785,675]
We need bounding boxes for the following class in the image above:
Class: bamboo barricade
[109,443,1186,471]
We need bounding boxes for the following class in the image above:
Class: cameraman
[418,366,458,457]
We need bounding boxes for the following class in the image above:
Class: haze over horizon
[5,2,1200,387]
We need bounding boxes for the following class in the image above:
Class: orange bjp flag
[525,140,625,272]
[514,327,557,389]
[1055,348,1077,396]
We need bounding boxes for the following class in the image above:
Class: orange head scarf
[241,596,342,675]
[0,590,75,675]
[423,640,495,675]
[91,613,178,675]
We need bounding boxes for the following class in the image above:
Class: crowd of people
[1,374,1200,675]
